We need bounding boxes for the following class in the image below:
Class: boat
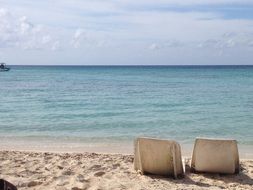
[0,63,10,72]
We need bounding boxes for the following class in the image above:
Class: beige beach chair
[191,138,239,174]
[134,137,185,178]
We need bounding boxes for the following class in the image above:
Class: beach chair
[191,138,240,174]
[134,137,185,178]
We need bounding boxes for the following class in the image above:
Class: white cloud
[19,16,33,34]
[0,8,60,51]
[41,35,52,44]
[71,29,86,48]
[148,40,184,50]
[70,28,108,49]
[148,43,160,50]
[199,32,253,49]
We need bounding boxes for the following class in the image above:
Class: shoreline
[1,140,253,158]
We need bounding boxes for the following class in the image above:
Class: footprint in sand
[89,164,101,170]
[76,174,89,182]
[71,181,90,190]
[62,169,74,175]
[94,171,106,177]
[114,163,122,168]
[27,180,43,187]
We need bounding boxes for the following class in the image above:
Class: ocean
[0,66,253,152]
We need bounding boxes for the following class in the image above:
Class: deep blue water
[0,65,253,146]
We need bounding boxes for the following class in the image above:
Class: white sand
[0,151,252,190]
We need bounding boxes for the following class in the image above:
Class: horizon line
[7,64,253,67]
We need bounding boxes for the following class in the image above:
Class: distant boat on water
[0,63,10,72]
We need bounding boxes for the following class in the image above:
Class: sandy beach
[0,150,252,190]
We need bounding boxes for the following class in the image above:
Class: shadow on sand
[145,164,253,188]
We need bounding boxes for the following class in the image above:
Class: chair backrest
[134,137,184,178]
[191,138,239,174]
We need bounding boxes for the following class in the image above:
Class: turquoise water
[0,66,253,147]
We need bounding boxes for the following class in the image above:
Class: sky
[0,0,253,65]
